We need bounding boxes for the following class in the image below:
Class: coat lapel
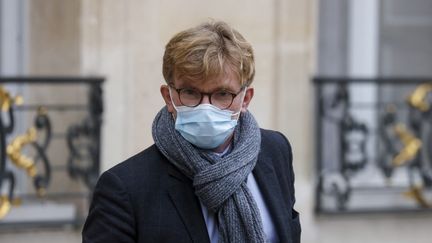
[166,164,211,243]
[253,152,291,242]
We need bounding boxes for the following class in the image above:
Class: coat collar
[166,163,211,243]
[253,151,291,242]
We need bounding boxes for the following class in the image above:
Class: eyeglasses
[170,85,245,109]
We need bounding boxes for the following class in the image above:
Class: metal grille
[314,77,432,214]
[0,76,103,229]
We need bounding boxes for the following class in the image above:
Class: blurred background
[0,0,432,242]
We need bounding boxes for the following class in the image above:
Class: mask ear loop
[231,88,248,119]
[168,86,180,111]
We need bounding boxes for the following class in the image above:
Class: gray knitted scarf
[152,106,265,243]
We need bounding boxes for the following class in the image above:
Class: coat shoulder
[260,128,292,158]
[105,144,168,188]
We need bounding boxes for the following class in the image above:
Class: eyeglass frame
[169,84,246,110]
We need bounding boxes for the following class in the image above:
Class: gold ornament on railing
[0,86,23,112]
[407,83,432,112]
[404,185,432,208]
[7,128,38,177]
[0,195,22,220]
[0,195,11,219]
[392,124,422,167]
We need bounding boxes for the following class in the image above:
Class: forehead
[174,70,242,91]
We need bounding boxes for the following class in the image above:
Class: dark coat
[82,129,301,243]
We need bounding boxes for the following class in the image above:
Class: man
[82,20,300,243]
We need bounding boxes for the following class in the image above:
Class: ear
[160,85,175,113]
[241,87,254,112]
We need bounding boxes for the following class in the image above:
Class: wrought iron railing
[0,76,103,229]
[314,77,432,214]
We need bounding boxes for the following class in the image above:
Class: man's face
[160,69,254,118]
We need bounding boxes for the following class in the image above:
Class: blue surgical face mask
[170,88,244,149]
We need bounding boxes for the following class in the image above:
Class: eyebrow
[177,83,236,92]
[183,86,238,94]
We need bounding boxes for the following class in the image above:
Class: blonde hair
[162,20,255,87]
